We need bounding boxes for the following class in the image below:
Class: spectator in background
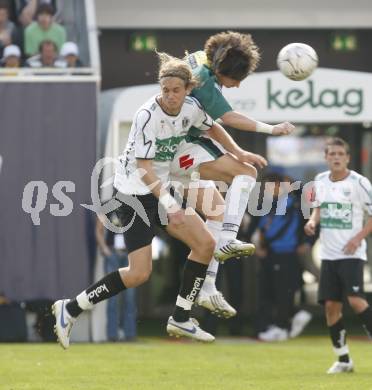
[24,3,65,57]
[18,0,62,27]
[96,215,137,342]
[55,41,83,68]
[0,0,20,58]
[1,43,21,67]
[25,39,57,67]
[245,172,312,342]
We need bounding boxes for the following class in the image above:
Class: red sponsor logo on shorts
[179,154,194,170]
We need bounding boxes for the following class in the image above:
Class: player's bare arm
[136,158,184,225]
[343,216,372,255]
[220,111,295,136]
[206,122,267,168]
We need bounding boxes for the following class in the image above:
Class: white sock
[220,175,256,241]
[76,291,94,311]
[201,219,222,295]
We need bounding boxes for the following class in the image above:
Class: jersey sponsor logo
[88,284,109,300]
[179,154,194,170]
[155,135,186,161]
[320,202,352,229]
[186,277,204,302]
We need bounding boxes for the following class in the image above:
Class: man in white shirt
[305,137,372,374]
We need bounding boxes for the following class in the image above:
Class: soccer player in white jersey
[53,52,263,348]
[305,137,372,374]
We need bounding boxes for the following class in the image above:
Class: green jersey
[186,51,232,136]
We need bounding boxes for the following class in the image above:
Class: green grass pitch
[1,337,372,390]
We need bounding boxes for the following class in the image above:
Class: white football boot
[195,290,237,318]
[258,325,288,342]
[289,310,312,338]
[52,299,76,349]
[214,239,255,263]
[327,360,354,374]
[167,316,215,342]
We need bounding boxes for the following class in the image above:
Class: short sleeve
[190,98,214,131]
[191,66,232,120]
[358,176,372,215]
[134,109,156,159]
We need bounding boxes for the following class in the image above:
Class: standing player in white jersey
[305,137,372,374]
[52,52,263,348]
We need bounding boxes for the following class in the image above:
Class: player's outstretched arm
[220,111,295,136]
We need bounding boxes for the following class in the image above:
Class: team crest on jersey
[182,117,190,129]
[342,186,351,197]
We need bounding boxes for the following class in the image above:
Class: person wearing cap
[56,41,83,68]
[1,44,21,67]
[24,3,65,56]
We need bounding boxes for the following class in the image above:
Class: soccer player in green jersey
[169,31,295,318]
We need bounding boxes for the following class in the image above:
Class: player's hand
[168,208,185,226]
[304,220,316,236]
[235,150,267,169]
[272,122,295,136]
[343,236,362,255]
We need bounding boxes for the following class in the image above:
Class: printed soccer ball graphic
[277,43,318,81]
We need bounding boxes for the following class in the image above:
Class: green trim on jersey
[320,202,353,230]
[191,65,232,120]
[155,135,186,161]
[185,51,233,138]
[185,134,224,159]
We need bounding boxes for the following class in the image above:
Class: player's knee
[347,296,368,312]
[131,268,152,285]
[191,234,215,259]
[324,301,341,319]
[231,163,257,180]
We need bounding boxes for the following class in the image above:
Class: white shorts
[169,136,225,189]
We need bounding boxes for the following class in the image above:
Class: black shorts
[318,258,366,304]
[114,192,168,254]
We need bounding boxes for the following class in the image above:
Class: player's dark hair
[204,31,260,81]
[325,137,350,155]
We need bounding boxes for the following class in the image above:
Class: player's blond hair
[157,51,199,89]
[204,31,260,81]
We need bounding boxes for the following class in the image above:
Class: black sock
[66,270,126,317]
[173,260,207,322]
[358,306,372,338]
[329,318,350,363]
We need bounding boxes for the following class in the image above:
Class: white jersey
[314,170,372,260]
[114,95,213,195]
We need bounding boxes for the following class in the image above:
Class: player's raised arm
[207,122,267,169]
